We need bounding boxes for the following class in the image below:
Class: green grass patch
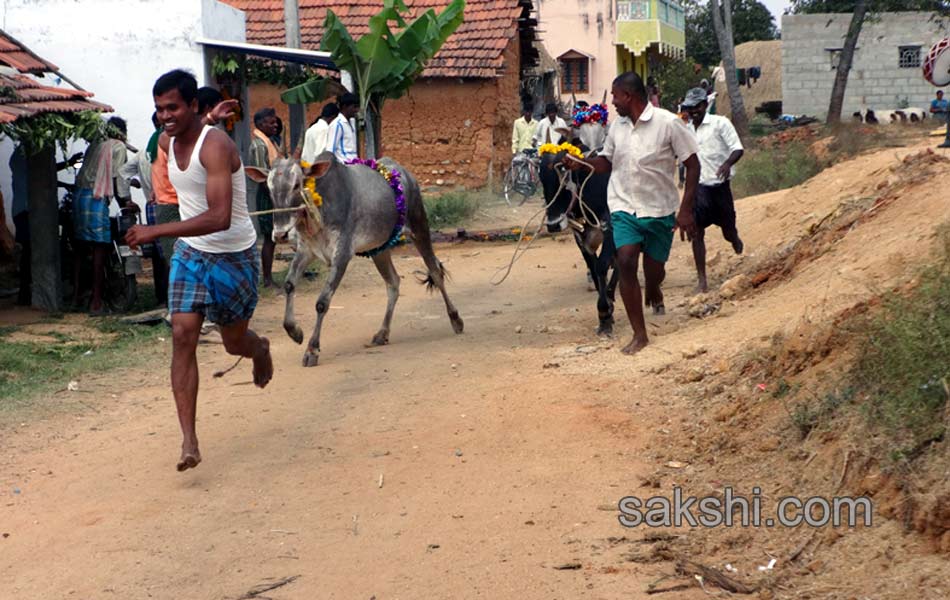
[0,316,166,413]
[424,191,480,229]
[852,230,950,454]
[732,141,822,199]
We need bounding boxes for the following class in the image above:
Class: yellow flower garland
[538,142,584,159]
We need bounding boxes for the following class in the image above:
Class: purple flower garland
[346,158,407,257]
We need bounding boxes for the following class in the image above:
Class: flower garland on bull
[297,161,325,237]
[538,141,584,159]
[345,158,407,257]
[571,103,609,128]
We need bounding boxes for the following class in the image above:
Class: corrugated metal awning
[195,37,338,70]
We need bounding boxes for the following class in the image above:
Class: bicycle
[502,148,541,206]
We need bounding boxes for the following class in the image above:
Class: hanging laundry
[749,66,762,84]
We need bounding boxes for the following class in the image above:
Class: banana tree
[282,0,465,159]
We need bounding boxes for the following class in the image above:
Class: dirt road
[3,142,948,599]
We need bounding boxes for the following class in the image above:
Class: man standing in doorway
[681,87,744,293]
[569,72,700,355]
[327,93,360,163]
[533,102,568,147]
[125,69,273,472]
[249,107,280,288]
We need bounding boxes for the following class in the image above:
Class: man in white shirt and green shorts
[569,72,700,355]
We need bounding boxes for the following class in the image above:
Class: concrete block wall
[781,12,950,119]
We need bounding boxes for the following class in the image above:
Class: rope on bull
[490,156,597,286]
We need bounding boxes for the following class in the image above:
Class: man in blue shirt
[934,91,950,149]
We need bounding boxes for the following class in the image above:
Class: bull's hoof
[285,324,304,345]
[302,351,320,367]
[450,313,464,334]
[371,330,389,346]
[597,323,614,337]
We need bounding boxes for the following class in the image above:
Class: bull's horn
[602,89,607,105]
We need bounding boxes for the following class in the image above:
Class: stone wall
[782,12,949,119]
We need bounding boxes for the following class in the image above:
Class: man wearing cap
[567,71,700,356]
[681,87,744,294]
[533,103,569,147]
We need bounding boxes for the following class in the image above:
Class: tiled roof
[0,30,112,124]
[223,0,534,78]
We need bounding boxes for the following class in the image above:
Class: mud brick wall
[382,37,523,190]
[247,38,523,189]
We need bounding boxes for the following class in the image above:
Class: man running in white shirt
[681,87,745,293]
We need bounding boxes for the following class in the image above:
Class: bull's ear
[245,166,269,183]
[303,160,332,180]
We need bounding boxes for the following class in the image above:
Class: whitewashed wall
[0,0,245,227]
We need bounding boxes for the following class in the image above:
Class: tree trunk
[826,0,868,125]
[363,99,382,160]
[26,147,63,312]
[710,0,750,142]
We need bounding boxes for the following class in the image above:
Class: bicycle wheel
[503,168,516,207]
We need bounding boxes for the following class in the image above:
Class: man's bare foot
[621,337,649,355]
[693,280,708,294]
[177,447,202,472]
[253,337,273,388]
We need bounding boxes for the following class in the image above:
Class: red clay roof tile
[222,0,529,78]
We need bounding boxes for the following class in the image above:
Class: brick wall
[247,37,523,189]
[782,12,950,119]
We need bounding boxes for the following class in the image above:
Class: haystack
[713,40,782,120]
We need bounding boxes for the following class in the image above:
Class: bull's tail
[415,260,450,292]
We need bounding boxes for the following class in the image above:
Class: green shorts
[611,211,676,263]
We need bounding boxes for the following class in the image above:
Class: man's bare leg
[219,320,273,388]
[691,228,708,293]
[171,312,203,471]
[643,253,667,315]
[616,244,649,355]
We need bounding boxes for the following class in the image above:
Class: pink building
[537,0,686,106]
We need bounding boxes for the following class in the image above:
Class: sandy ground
[2,142,948,599]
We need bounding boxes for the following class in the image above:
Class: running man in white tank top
[126,69,273,472]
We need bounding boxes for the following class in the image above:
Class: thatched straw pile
[713,40,782,120]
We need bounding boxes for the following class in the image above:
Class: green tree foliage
[685,0,778,67]
[653,59,710,112]
[0,110,106,155]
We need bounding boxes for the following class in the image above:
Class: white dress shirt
[600,102,699,218]
[533,116,568,146]
[326,113,358,163]
[301,119,331,164]
[689,114,743,186]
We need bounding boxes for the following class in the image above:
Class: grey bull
[246,152,464,366]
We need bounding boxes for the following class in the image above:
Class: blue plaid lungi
[168,240,260,325]
[74,188,111,243]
